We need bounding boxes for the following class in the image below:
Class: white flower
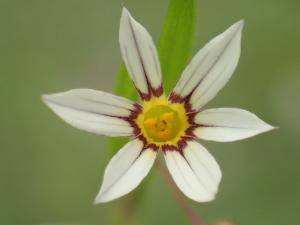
[42,7,274,204]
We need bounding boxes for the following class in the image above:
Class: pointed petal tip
[93,197,100,205]
[41,94,47,99]
[94,189,117,204]
[121,6,130,18]
[41,94,51,104]
[41,93,59,108]
[122,6,127,12]
[93,193,106,204]
[263,123,277,133]
[245,122,276,139]
[237,19,245,27]
[231,19,245,33]
[41,92,60,103]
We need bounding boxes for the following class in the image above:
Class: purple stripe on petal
[169,92,185,103]
[152,85,164,98]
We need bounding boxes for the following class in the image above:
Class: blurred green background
[1,0,299,225]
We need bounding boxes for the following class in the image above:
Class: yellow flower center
[143,105,181,142]
[136,96,189,146]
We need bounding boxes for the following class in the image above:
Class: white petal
[119,7,162,98]
[183,141,222,193]
[42,89,136,136]
[164,141,221,202]
[95,139,157,203]
[171,20,244,110]
[194,108,275,142]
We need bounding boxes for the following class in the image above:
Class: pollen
[136,96,190,146]
[144,118,158,130]
[162,112,174,122]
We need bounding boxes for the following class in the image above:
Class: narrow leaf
[158,0,197,93]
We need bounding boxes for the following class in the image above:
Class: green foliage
[158,0,197,93]
[109,0,197,156]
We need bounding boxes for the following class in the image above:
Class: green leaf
[115,64,139,101]
[109,0,197,156]
[158,0,197,94]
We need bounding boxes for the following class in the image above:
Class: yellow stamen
[161,112,174,122]
[144,118,157,130]
[158,129,171,141]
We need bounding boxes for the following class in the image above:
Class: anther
[144,118,157,130]
[162,112,174,122]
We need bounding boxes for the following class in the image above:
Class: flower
[42,7,274,204]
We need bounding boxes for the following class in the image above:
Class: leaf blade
[158,0,197,94]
